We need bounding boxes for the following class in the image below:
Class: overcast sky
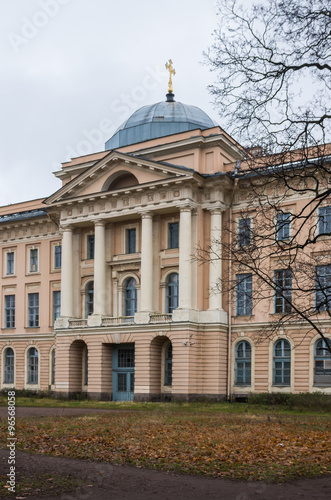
[0,0,222,206]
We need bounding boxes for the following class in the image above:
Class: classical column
[61,226,74,317]
[93,220,107,316]
[140,212,153,312]
[179,206,192,309]
[209,208,223,310]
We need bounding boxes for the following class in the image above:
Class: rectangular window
[274,269,292,313]
[168,222,179,249]
[6,252,14,275]
[54,245,62,269]
[126,228,136,254]
[277,212,291,241]
[30,248,38,272]
[238,218,251,246]
[4,295,15,329]
[87,235,95,259]
[53,290,61,324]
[319,206,331,235]
[315,265,331,311]
[236,273,252,316]
[28,293,39,327]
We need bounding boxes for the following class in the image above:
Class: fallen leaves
[0,412,330,482]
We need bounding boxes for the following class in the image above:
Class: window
[126,228,136,254]
[4,348,14,384]
[30,248,38,272]
[6,252,14,275]
[315,265,331,311]
[314,339,331,385]
[27,347,38,385]
[238,218,251,246]
[28,293,39,327]
[168,222,179,249]
[236,274,252,316]
[165,343,172,386]
[318,206,331,235]
[4,295,15,329]
[86,282,94,317]
[87,235,95,259]
[124,278,137,316]
[53,291,61,324]
[277,212,291,241]
[54,245,61,269]
[51,348,55,386]
[273,339,291,385]
[166,273,179,313]
[274,269,292,313]
[235,341,251,385]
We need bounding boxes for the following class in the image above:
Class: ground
[0,406,330,499]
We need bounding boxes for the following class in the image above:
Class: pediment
[45,151,194,205]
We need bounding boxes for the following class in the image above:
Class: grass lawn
[0,400,330,482]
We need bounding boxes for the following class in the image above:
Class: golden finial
[165,59,176,94]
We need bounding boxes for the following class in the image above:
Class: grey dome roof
[105,100,218,150]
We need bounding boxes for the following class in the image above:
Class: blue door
[112,344,135,401]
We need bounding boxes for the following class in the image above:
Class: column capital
[138,210,153,219]
[60,224,73,233]
[93,219,106,228]
[202,202,227,214]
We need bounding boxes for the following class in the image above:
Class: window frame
[164,342,172,386]
[4,295,15,329]
[236,273,253,316]
[29,248,39,273]
[274,269,292,314]
[126,228,136,254]
[235,340,252,386]
[318,206,331,235]
[6,252,15,276]
[3,347,15,385]
[166,273,179,314]
[238,218,251,247]
[27,292,39,328]
[85,281,94,317]
[273,339,291,386]
[87,235,95,260]
[27,347,39,385]
[54,245,62,269]
[168,222,179,249]
[315,265,331,312]
[53,290,61,324]
[276,212,291,241]
[314,338,331,386]
[124,278,137,317]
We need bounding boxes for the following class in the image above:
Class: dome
[105,96,218,150]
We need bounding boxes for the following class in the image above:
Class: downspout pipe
[226,160,241,402]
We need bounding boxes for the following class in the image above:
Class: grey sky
[0,0,220,206]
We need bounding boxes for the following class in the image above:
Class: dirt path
[0,450,330,500]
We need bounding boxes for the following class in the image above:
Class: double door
[112,344,135,401]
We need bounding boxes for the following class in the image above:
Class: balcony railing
[101,316,135,326]
[68,319,88,328]
[150,313,172,324]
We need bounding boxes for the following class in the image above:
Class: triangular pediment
[45,151,195,205]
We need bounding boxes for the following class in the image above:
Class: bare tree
[201,1,331,355]
[205,0,331,151]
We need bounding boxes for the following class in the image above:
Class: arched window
[4,348,14,384]
[165,343,172,386]
[314,339,331,385]
[273,339,291,386]
[86,281,94,317]
[124,278,137,316]
[235,341,251,385]
[28,347,38,385]
[51,348,55,386]
[166,273,179,313]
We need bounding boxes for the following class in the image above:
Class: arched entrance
[150,336,172,401]
[69,340,88,394]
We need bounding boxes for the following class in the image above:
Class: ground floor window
[165,343,172,386]
[4,348,14,384]
[235,341,251,385]
[314,338,331,385]
[273,339,291,386]
[27,347,38,385]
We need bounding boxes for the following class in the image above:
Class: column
[140,212,153,312]
[179,206,192,309]
[209,208,223,310]
[93,220,107,315]
[61,226,74,317]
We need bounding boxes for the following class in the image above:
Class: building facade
[0,91,330,401]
